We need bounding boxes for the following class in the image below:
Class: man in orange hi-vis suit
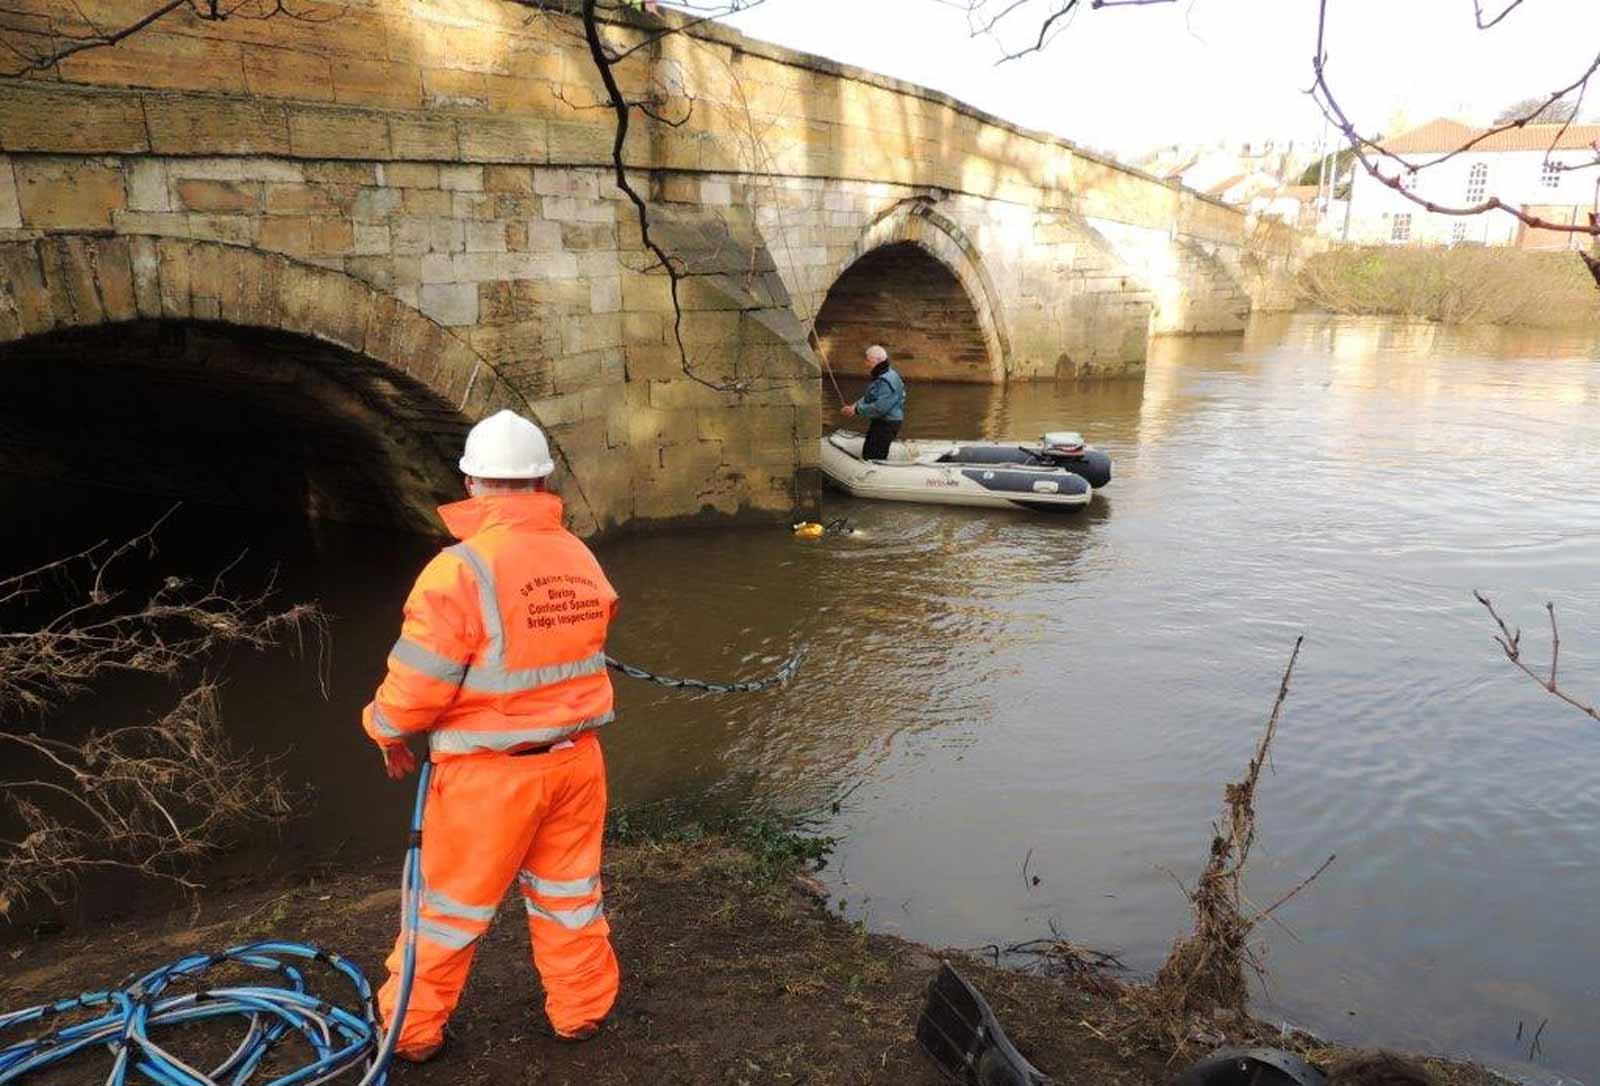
[361,409,620,1063]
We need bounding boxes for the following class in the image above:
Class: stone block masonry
[0,0,1312,533]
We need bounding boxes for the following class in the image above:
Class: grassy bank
[1298,245,1600,326]
[1,814,1508,1085]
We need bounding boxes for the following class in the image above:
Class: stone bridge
[0,0,1308,534]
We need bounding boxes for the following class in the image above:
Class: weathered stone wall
[742,183,1155,380]
[0,0,1309,532]
[0,146,817,535]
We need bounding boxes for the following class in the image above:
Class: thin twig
[1251,853,1337,922]
[1546,602,1559,691]
[1474,0,1527,30]
[0,0,336,77]
[1474,592,1599,723]
[3,0,186,75]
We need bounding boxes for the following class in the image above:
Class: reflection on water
[611,314,1600,1084]
[5,315,1599,1082]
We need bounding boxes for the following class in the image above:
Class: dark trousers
[862,418,902,461]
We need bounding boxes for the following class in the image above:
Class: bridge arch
[0,237,555,531]
[814,199,1010,385]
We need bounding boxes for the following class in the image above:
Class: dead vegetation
[0,509,325,917]
[1298,247,1600,326]
[1145,639,1331,1025]
[1024,637,1336,1065]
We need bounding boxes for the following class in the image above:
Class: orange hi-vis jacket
[362,492,618,758]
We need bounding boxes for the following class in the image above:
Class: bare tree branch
[605,0,769,63]
[1250,851,1337,923]
[953,0,1178,63]
[1474,0,1528,30]
[567,0,796,393]
[0,0,339,78]
[2,0,187,76]
[1474,591,1599,723]
[953,0,1600,253]
[1305,0,1600,242]
[0,514,325,917]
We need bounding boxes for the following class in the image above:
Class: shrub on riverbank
[1298,245,1600,326]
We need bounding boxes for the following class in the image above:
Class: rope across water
[604,649,805,694]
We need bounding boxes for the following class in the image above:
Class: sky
[711,0,1600,161]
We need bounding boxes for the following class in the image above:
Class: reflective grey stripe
[390,638,468,686]
[517,872,600,898]
[370,704,403,739]
[428,711,614,756]
[446,542,504,663]
[523,897,605,930]
[461,652,606,694]
[423,889,497,924]
[416,918,479,950]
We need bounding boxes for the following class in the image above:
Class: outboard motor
[1036,431,1113,488]
[1041,431,1086,456]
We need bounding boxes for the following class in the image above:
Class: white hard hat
[458,409,555,479]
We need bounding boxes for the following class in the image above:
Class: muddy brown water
[4,314,1598,1083]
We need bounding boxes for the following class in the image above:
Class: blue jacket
[855,365,906,422]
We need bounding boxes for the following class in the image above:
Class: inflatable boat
[820,429,1111,513]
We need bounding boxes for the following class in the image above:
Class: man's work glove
[381,741,419,780]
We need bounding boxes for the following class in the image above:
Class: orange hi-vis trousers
[376,732,618,1056]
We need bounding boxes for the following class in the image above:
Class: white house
[1345,117,1600,248]
[1140,138,1313,194]
[1250,184,1322,229]
[1203,170,1282,207]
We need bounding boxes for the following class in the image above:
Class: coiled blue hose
[0,654,801,1084]
[0,761,433,1086]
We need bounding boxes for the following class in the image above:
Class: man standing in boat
[841,344,907,461]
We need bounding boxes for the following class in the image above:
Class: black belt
[510,741,559,757]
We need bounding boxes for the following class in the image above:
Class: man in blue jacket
[840,344,907,461]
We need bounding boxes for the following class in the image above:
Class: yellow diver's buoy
[792,521,824,539]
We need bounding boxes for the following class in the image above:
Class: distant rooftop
[1381,117,1600,154]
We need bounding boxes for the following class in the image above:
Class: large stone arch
[0,236,573,530]
[820,198,1010,384]
[0,236,521,420]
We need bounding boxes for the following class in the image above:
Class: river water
[8,314,1599,1082]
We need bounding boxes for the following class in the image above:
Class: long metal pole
[1341,156,1354,243]
[1316,114,1331,232]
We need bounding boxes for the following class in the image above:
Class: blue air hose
[0,652,802,1084]
[0,762,433,1086]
